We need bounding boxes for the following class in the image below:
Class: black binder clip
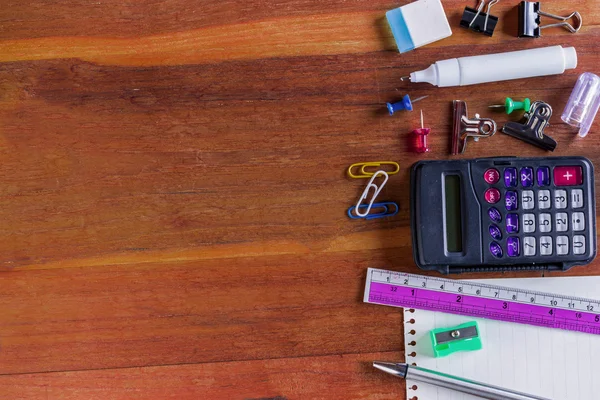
[460,0,499,37]
[502,101,557,151]
[452,100,497,155]
[518,1,583,38]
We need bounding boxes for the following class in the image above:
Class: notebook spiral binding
[405,308,419,400]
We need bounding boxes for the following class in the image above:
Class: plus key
[554,166,583,186]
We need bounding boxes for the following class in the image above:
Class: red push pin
[411,110,431,153]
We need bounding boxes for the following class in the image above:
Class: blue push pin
[386,94,428,115]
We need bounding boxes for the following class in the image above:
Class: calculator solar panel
[410,157,596,274]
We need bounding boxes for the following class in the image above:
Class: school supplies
[410,110,431,153]
[401,46,577,87]
[347,202,399,220]
[410,157,596,273]
[430,322,482,358]
[386,0,452,53]
[460,0,499,37]
[451,100,497,155]
[518,1,582,38]
[347,163,399,220]
[372,362,549,400]
[398,275,600,400]
[562,72,600,138]
[347,162,400,179]
[364,269,600,335]
[386,95,427,115]
[502,101,557,151]
[489,97,531,115]
[352,171,388,218]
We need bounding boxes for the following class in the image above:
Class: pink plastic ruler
[364,268,600,335]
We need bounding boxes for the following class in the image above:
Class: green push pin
[489,97,531,114]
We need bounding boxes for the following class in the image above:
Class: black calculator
[410,157,596,274]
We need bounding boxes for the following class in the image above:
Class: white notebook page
[404,276,600,400]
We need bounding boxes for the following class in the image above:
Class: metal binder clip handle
[452,100,497,155]
[461,1,500,36]
[519,1,582,38]
[538,10,582,33]
[502,101,557,151]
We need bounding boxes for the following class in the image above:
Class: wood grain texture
[0,0,599,398]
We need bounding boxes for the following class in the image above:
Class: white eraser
[386,0,453,53]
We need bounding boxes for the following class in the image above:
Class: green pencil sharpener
[430,321,482,358]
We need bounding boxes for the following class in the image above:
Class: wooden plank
[0,246,556,375]
[0,0,599,399]
[0,352,406,400]
[0,43,599,269]
[0,252,409,374]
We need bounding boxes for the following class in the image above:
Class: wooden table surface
[0,1,599,398]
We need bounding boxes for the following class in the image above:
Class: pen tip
[373,362,408,378]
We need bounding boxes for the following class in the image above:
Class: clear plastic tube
[561,72,600,138]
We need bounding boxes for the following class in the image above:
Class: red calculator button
[554,166,583,186]
[484,168,500,184]
[485,188,501,204]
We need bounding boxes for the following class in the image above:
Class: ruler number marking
[366,270,600,335]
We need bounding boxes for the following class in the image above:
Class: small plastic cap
[561,72,600,138]
[563,47,578,70]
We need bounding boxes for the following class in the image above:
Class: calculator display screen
[444,175,463,253]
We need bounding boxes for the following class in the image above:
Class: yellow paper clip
[355,171,389,218]
[348,162,400,179]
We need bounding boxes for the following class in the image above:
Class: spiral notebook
[404,276,600,400]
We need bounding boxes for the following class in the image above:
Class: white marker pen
[405,45,577,87]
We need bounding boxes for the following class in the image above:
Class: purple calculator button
[507,237,520,257]
[488,207,502,223]
[505,191,518,211]
[537,167,551,186]
[489,225,502,240]
[506,213,519,233]
[520,167,534,187]
[504,168,517,188]
[490,242,503,258]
